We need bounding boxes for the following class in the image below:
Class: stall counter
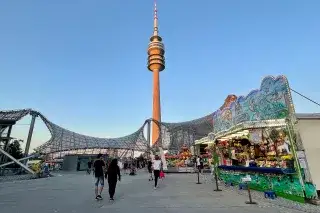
[218,165,317,203]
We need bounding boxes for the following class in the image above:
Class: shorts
[94,176,104,186]
[148,168,152,173]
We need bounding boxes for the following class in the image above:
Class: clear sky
[0,0,320,150]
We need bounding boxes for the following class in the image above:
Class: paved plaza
[0,172,318,213]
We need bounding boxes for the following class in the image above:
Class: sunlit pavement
[0,171,310,213]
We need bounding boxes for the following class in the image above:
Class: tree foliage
[6,139,24,168]
[8,139,23,158]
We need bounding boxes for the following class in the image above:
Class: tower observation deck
[147,0,165,145]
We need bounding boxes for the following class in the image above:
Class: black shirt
[106,165,121,181]
[88,161,92,168]
[93,159,105,177]
[147,161,152,170]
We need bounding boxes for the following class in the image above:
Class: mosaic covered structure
[212,75,293,135]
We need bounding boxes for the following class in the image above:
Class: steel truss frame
[0,109,213,157]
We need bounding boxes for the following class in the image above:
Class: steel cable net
[159,113,214,154]
[0,109,149,155]
[0,109,214,156]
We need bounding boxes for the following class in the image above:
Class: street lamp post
[193,145,202,184]
[213,144,222,191]
[196,167,202,184]
[209,134,222,191]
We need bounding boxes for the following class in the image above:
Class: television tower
[147,0,165,145]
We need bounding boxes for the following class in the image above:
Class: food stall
[212,124,317,202]
[165,145,195,173]
[204,76,317,202]
[194,137,212,170]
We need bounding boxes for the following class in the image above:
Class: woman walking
[105,159,121,200]
[153,155,162,189]
[147,158,153,181]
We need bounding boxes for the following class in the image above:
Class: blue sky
[0,0,320,149]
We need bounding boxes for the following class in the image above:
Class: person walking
[105,159,121,201]
[196,156,201,171]
[87,159,93,174]
[123,161,128,174]
[93,154,106,200]
[200,157,204,173]
[118,160,123,170]
[153,155,162,189]
[147,158,153,181]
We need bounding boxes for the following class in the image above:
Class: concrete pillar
[152,69,161,144]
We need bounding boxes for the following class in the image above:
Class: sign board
[249,129,262,144]
[178,167,195,173]
[296,151,305,159]
[298,159,307,169]
[241,175,252,182]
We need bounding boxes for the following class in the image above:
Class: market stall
[212,126,316,202]
[194,137,212,170]
[165,145,195,173]
[204,76,317,202]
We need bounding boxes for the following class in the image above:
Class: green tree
[7,139,24,168]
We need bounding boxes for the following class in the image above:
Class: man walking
[93,154,106,200]
[87,159,93,174]
[147,158,153,181]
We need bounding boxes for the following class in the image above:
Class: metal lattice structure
[0,109,150,155]
[159,113,214,153]
[0,109,214,156]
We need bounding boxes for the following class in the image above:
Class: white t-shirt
[196,158,200,166]
[118,161,123,169]
[153,160,162,170]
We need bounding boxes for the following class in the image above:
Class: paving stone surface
[0,171,317,213]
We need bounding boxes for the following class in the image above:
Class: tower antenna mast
[147,0,166,145]
[153,0,158,36]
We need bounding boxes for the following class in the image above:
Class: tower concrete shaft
[152,69,161,144]
[147,1,165,145]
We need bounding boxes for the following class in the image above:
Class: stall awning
[195,136,215,145]
[210,119,287,140]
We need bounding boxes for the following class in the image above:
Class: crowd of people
[90,154,165,201]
